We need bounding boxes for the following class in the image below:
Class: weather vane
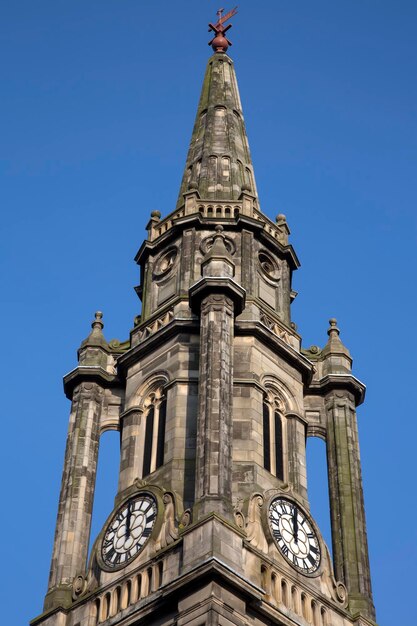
[208,6,238,53]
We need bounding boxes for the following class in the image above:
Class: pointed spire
[322,318,352,374]
[78,311,110,367]
[176,48,257,208]
[80,311,107,347]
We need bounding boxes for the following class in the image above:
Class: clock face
[269,497,321,574]
[101,494,157,569]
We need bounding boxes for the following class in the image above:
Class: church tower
[32,11,376,626]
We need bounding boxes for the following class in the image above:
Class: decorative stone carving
[258,250,280,281]
[108,338,131,353]
[135,309,174,343]
[246,494,268,554]
[200,232,236,256]
[259,311,292,346]
[233,497,245,529]
[71,574,86,600]
[179,509,192,529]
[153,247,178,280]
[155,493,179,551]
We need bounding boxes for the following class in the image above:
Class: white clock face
[101,494,157,569]
[269,497,321,574]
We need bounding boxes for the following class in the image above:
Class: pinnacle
[322,317,352,373]
[79,311,109,350]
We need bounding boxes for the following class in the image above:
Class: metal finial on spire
[208,6,238,52]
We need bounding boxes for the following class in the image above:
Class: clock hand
[125,502,132,539]
[293,506,298,544]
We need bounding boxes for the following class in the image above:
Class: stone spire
[176,50,258,207]
[77,311,109,368]
[322,318,353,375]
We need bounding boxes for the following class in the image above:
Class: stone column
[194,293,235,517]
[326,393,375,620]
[45,381,103,610]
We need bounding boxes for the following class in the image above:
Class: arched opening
[306,436,332,558]
[111,586,121,616]
[261,564,268,592]
[301,593,309,620]
[94,598,100,624]
[208,156,218,185]
[142,390,167,478]
[158,560,164,587]
[221,156,230,182]
[147,566,153,594]
[262,392,285,480]
[312,600,319,626]
[281,579,288,606]
[271,573,280,603]
[121,580,131,610]
[274,410,284,480]
[142,406,155,476]
[89,429,120,557]
[102,592,111,621]
[291,585,298,613]
[263,401,271,472]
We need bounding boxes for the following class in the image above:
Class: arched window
[263,391,285,480]
[142,388,167,477]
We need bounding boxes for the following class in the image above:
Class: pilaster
[326,392,375,620]
[193,293,235,518]
[45,381,103,610]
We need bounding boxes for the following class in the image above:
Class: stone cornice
[189,276,246,316]
[306,374,366,406]
[63,366,120,400]
[135,212,299,270]
[117,318,200,375]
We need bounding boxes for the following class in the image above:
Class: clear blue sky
[1,2,416,625]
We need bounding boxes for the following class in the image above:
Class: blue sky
[1,2,416,625]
